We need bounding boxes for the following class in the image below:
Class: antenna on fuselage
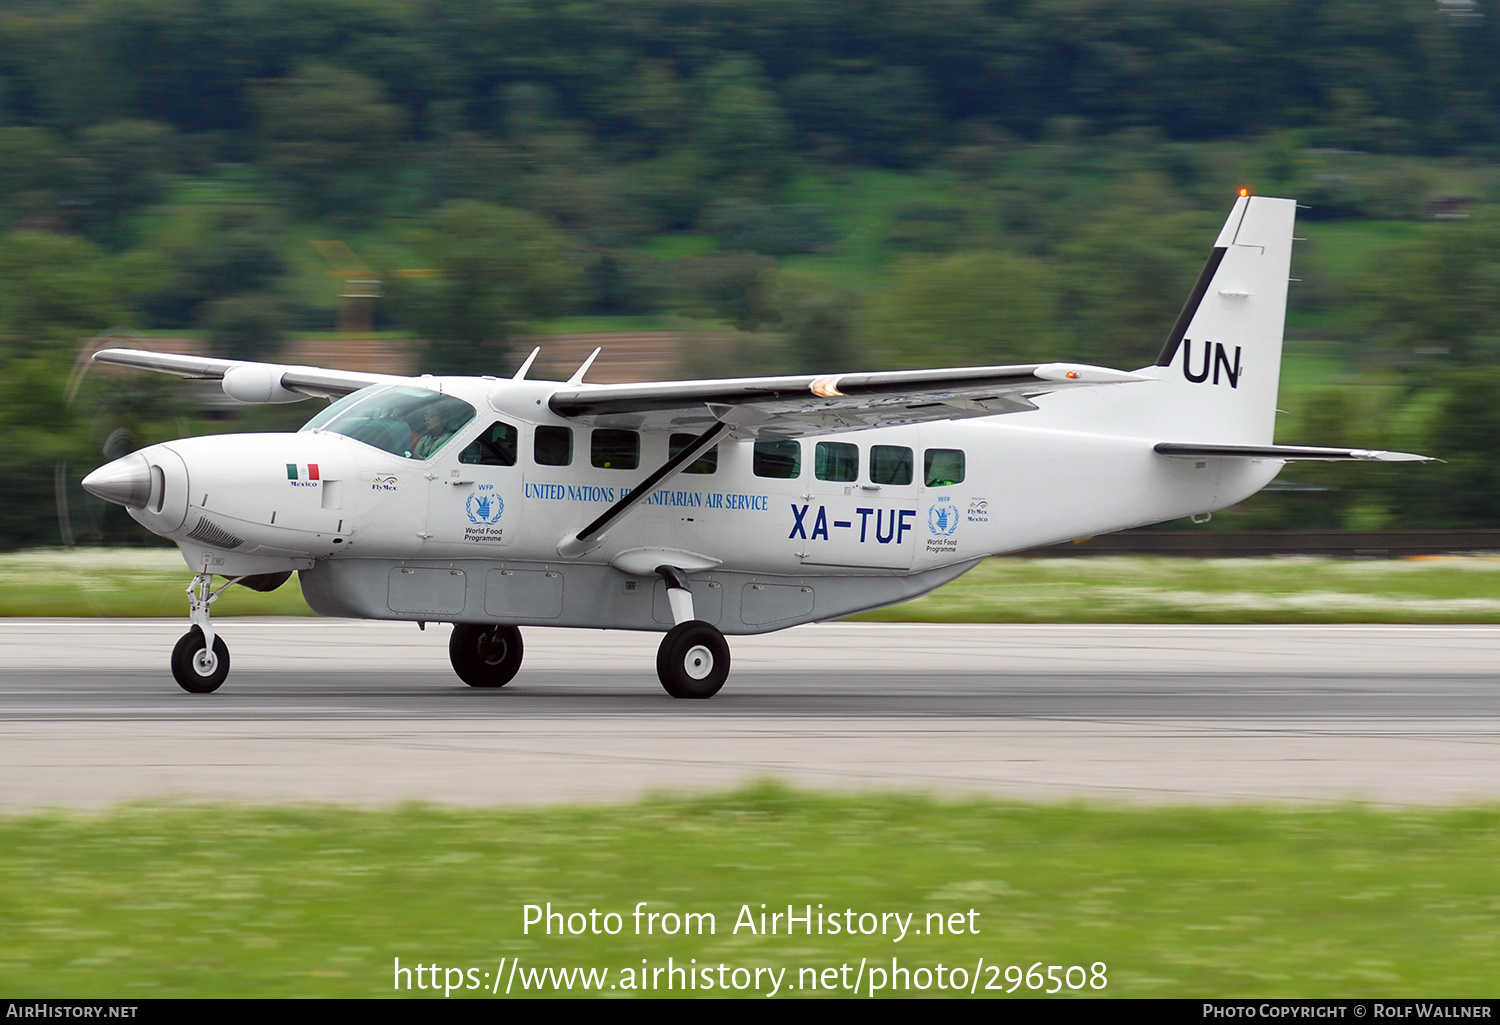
[566,347,602,385]
[513,346,540,381]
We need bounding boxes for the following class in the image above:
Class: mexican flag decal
[286,463,320,481]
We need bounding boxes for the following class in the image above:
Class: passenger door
[425,419,523,550]
[796,439,917,570]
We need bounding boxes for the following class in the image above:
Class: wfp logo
[466,492,504,525]
[928,501,958,536]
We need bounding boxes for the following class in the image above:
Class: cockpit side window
[460,421,519,466]
[534,425,573,466]
[924,448,965,487]
[300,385,476,460]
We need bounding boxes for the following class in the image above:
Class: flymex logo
[1180,339,1242,388]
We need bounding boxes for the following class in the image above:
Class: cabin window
[924,448,966,487]
[669,432,719,474]
[753,439,801,479]
[870,445,913,485]
[815,442,858,482]
[534,425,573,466]
[459,420,519,466]
[591,429,640,470]
[301,384,475,461]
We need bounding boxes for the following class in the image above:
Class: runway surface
[3,619,1500,809]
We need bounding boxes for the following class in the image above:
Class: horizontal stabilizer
[1154,442,1431,462]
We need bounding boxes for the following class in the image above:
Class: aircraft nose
[82,452,154,509]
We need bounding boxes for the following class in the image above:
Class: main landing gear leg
[171,571,232,694]
[654,565,730,700]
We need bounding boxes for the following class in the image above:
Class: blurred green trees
[0,231,124,345]
[71,120,177,245]
[871,252,1062,368]
[387,201,580,373]
[132,208,292,359]
[252,66,407,217]
[1373,216,1500,364]
[0,231,123,548]
[2,0,1500,545]
[1058,202,1217,369]
[0,128,64,228]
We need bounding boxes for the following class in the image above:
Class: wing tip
[1361,450,1434,463]
[1155,442,1434,462]
[1034,363,1150,384]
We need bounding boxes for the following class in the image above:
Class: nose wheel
[171,571,235,693]
[171,626,230,693]
[656,621,730,699]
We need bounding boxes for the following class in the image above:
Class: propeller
[57,330,189,547]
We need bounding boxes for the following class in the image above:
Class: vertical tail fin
[1146,195,1297,445]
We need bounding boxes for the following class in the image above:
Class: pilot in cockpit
[414,408,455,459]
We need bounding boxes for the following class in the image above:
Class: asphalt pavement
[3,620,1498,808]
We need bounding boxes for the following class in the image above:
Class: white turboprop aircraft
[83,194,1426,698]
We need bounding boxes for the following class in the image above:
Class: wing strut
[557,421,730,558]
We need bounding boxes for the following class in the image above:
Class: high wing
[547,361,1147,437]
[92,348,391,401]
[1154,442,1431,462]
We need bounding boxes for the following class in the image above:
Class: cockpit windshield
[300,385,476,460]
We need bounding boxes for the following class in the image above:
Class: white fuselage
[124,375,1280,633]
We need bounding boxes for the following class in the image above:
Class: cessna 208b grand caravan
[82,194,1426,698]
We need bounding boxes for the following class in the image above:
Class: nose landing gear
[171,571,233,693]
[171,626,230,693]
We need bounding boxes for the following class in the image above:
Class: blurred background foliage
[4,0,1500,546]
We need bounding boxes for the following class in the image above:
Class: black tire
[450,624,523,688]
[171,626,230,694]
[656,621,730,699]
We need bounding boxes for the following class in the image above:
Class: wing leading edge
[547,362,1146,436]
[92,348,389,400]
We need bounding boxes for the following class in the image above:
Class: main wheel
[450,624,523,688]
[656,621,730,699]
[171,626,230,694]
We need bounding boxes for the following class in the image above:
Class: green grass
[852,555,1500,624]
[1,788,1497,997]
[9,549,1500,622]
[0,549,312,617]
